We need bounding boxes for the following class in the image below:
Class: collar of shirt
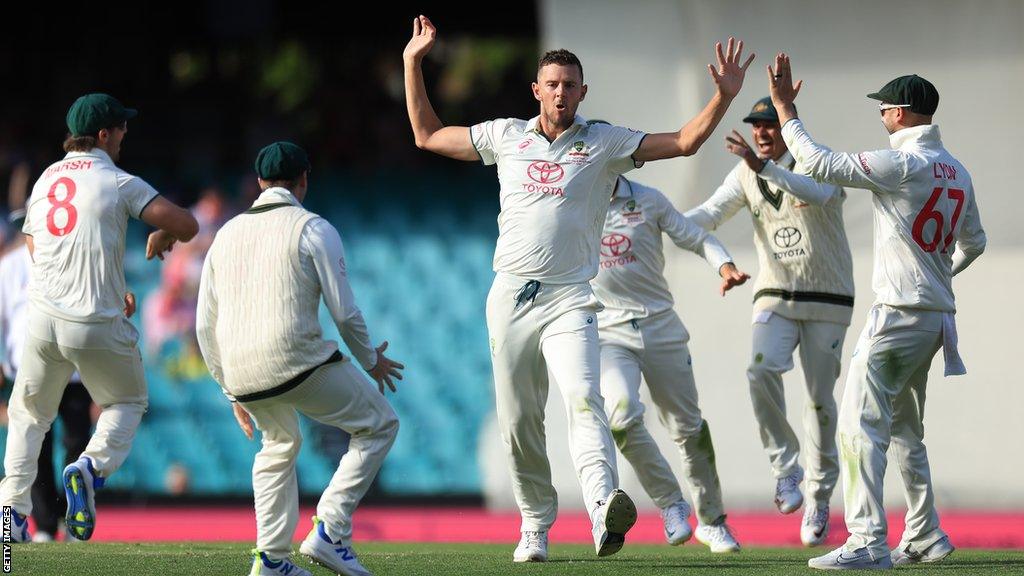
[64,148,113,164]
[251,187,302,208]
[613,176,634,199]
[889,124,942,150]
[525,114,587,140]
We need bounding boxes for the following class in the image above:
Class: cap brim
[122,108,138,121]
[866,92,886,101]
[742,113,779,124]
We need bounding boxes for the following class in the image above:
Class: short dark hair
[258,174,306,191]
[538,49,583,81]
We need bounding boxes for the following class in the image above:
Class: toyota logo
[601,233,632,257]
[527,161,564,184]
[773,227,803,248]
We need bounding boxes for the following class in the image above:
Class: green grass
[9,542,1024,575]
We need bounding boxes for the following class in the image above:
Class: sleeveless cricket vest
[207,202,337,398]
[745,155,855,325]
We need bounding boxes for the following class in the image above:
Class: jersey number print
[46,177,78,236]
[912,186,964,254]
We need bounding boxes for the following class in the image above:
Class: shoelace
[522,531,545,548]
[661,502,689,525]
[704,524,735,544]
[805,507,829,526]
[776,472,801,497]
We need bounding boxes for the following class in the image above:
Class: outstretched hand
[403,15,437,64]
[707,37,756,99]
[369,341,405,394]
[719,262,751,296]
[767,52,802,123]
[724,130,765,172]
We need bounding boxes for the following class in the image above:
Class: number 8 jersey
[781,120,986,312]
[23,149,159,322]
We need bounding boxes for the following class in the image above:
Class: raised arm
[683,165,747,231]
[724,129,842,206]
[403,15,478,161]
[634,38,754,162]
[768,53,904,192]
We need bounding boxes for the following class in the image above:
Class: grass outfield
[10,542,1024,575]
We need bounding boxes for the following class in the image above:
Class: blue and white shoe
[248,549,312,576]
[298,516,372,576]
[63,456,103,541]
[4,508,31,543]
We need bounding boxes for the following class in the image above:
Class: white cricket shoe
[774,467,804,514]
[512,531,548,562]
[248,549,313,576]
[891,536,955,566]
[808,546,892,570]
[801,503,830,547]
[298,516,372,576]
[591,489,637,557]
[695,522,740,553]
[4,508,31,543]
[660,500,693,546]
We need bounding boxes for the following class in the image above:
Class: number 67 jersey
[781,120,986,312]
[23,149,159,322]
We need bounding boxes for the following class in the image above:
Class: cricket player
[766,55,986,570]
[403,14,754,561]
[592,171,749,553]
[0,208,96,542]
[685,96,853,546]
[196,142,403,576]
[0,93,199,542]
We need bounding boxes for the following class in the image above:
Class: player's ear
[580,84,588,102]
[532,82,542,102]
[96,128,110,145]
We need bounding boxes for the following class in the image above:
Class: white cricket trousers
[599,310,725,525]
[747,312,846,506]
[239,357,398,558]
[0,308,147,516]
[839,304,948,560]
[486,273,618,532]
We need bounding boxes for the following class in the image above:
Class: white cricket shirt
[471,114,645,284]
[781,120,986,312]
[23,149,159,322]
[592,177,732,328]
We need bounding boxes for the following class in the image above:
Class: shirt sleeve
[116,172,160,219]
[604,125,647,176]
[781,119,905,194]
[301,217,378,371]
[951,187,986,276]
[657,191,732,272]
[759,158,845,206]
[195,252,224,387]
[683,163,748,230]
[470,118,511,166]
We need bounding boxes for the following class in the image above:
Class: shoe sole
[512,555,547,563]
[597,491,637,557]
[894,547,954,566]
[299,541,370,576]
[63,466,94,541]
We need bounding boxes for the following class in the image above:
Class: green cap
[66,94,137,136]
[867,75,939,115]
[743,96,793,124]
[255,142,310,181]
